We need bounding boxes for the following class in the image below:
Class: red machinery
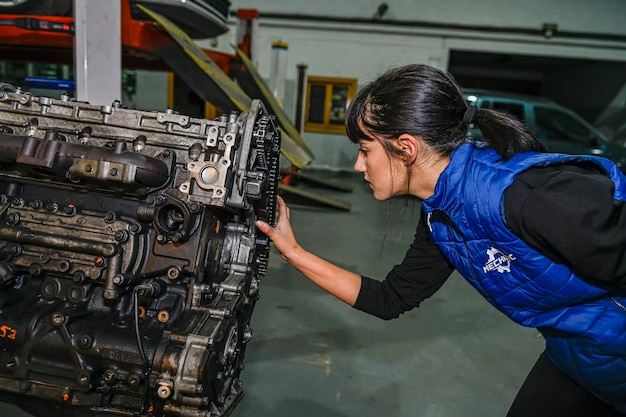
[0,0,234,73]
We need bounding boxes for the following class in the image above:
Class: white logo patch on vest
[483,247,516,273]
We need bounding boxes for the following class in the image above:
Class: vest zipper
[464,240,495,305]
[428,209,495,305]
[611,298,626,312]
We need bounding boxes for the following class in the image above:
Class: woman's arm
[255,196,362,306]
[256,197,454,317]
[354,213,454,319]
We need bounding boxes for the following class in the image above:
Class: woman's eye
[358,148,368,156]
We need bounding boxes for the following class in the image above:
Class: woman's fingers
[277,196,290,218]
[255,219,272,236]
[257,197,296,251]
[273,197,290,226]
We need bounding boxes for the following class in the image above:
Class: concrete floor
[0,170,544,417]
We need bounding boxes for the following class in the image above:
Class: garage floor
[0,170,544,417]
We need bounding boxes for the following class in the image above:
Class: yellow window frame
[304,76,357,134]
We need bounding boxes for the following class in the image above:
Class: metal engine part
[0,88,280,417]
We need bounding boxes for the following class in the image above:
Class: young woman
[255,64,626,417]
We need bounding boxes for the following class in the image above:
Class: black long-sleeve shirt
[355,164,626,319]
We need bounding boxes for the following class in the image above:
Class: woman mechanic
[255,63,626,416]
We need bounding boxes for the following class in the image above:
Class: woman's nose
[353,154,365,172]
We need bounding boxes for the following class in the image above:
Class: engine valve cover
[0,88,280,417]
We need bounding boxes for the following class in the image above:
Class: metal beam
[74,0,121,105]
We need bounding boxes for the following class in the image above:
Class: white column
[74,0,121,105]
[269,40,288,105]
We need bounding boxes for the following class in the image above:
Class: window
[304,76,357,134]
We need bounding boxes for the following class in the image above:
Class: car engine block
[0,88,280,417]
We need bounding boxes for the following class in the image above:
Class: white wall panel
[229,0,626,35]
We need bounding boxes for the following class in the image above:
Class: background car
[464,89,626,173]
[596,107,626,148]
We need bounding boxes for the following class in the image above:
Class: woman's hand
[255,196,301,261]
[255,196,361,305]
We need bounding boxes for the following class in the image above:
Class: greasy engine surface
[0,88,280,417]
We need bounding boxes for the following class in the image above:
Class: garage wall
[196,0,626,170]
[227,0,626,36]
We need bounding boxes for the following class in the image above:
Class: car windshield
[534,105,606,145]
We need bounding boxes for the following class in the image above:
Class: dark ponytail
[345,64,547,160]
[472,107,547,159]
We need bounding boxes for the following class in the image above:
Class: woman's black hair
[345,64,547,160]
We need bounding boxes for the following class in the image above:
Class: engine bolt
[132,135,146,152]
[62,205,77,215]
[58,260,71,272]
[104,369,115,382]
[76,371,90,386]
[103,211,117,223]
[73,271,86,283]
[114,230,129,242]
[7,243,21,256]
[127,374,141,388]
[5,213,19,226]
[167,267,180,280]
[157,310,170,323]
[157,385,171,399]
[29,264,43,277]
[45,202,58,212]
[51,312,65,326]
[77,335,93,349]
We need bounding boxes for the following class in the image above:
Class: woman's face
[353,138,406,200]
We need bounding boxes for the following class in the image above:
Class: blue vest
[422,143,626,411]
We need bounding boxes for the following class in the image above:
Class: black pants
[506,352,625,417]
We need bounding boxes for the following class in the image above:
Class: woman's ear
[397,134,420,165]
